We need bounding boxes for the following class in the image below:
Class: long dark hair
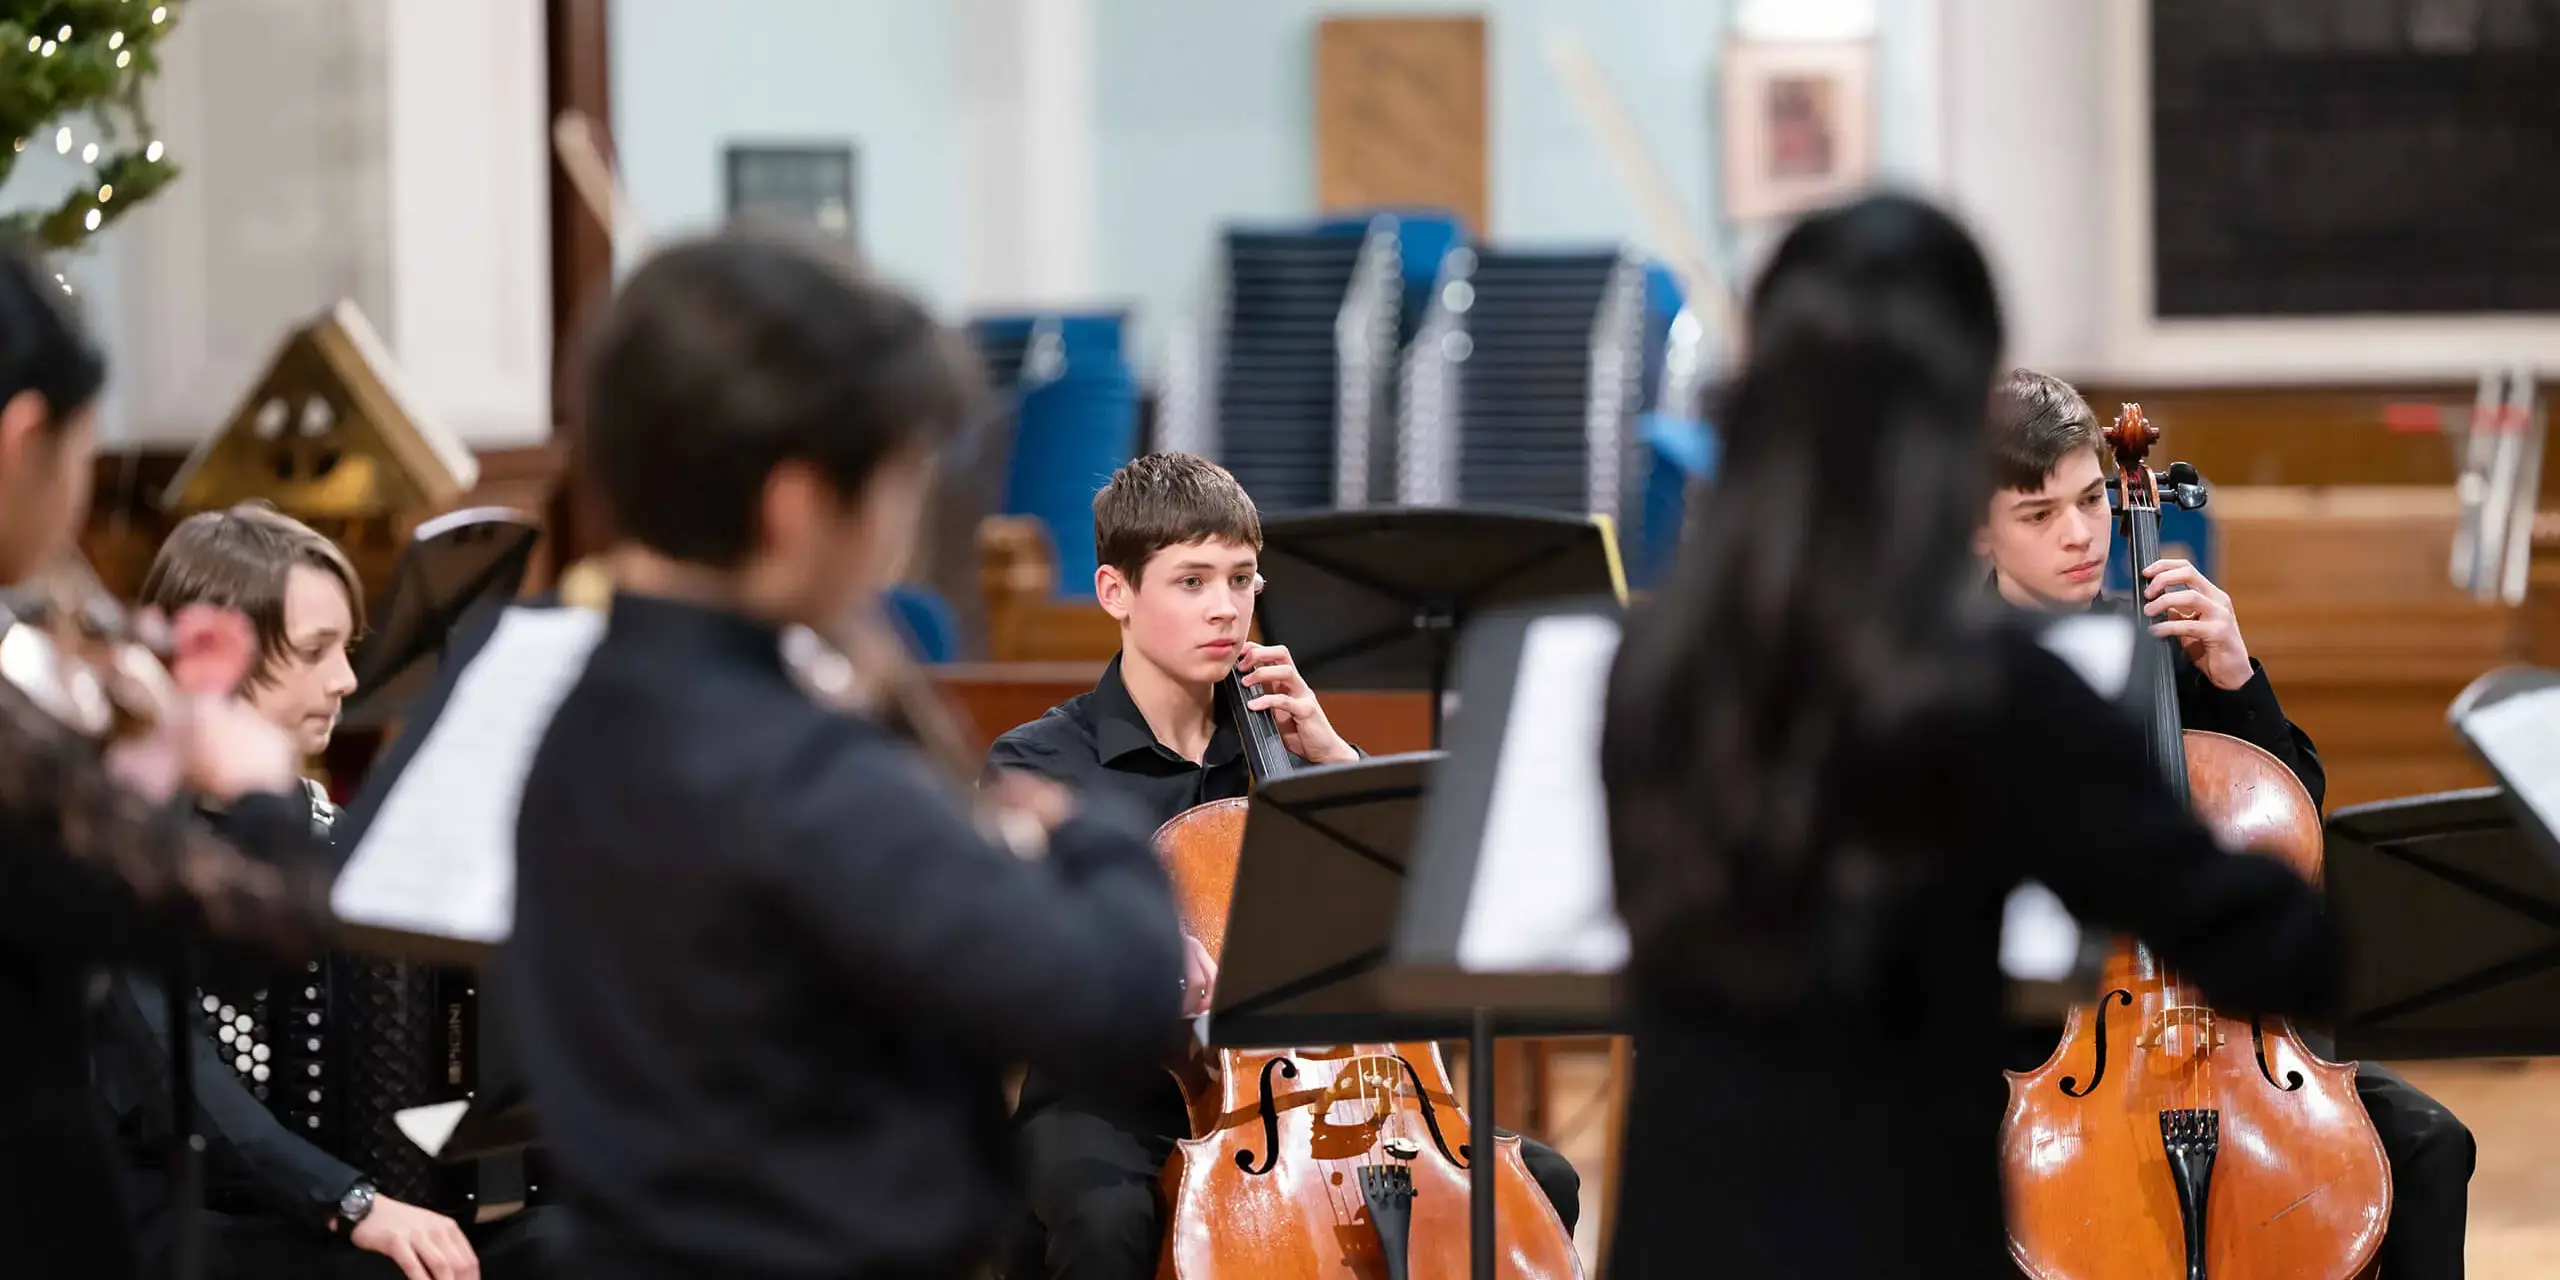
[1602,193,2005,1008]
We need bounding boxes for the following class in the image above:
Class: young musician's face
[0,392,95,585]
[1979,448,2111,610]
[1101,537,1261,687]
[242,564,359,756]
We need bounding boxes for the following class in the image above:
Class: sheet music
[1455,612,1632,973]
[2464,684,2560,841]
[332,606,606,946]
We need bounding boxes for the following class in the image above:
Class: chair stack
[1399,248,1647,522]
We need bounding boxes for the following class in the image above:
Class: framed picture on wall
[724,143,858,241]
[1720,40,1874,222]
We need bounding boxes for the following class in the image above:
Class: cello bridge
[2134,1005,2225,1051]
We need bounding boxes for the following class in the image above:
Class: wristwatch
[337,1180,377,1229]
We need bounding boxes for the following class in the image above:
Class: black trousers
[2356,1062,2475,1280]
[1002,1083,1582,1280]
[136,1204,567,1280]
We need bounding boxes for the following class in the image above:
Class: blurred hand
[980,770,1076,859]
[1182,932,1218,1018]
[349,1196,480,1280]
[174,694,299,801]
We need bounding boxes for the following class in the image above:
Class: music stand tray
[1211,750,1600,1280]
[1253,507,1625,744]
[2326,787,2560,1061]
[342,507,541,729]
[2449,665,2560,872]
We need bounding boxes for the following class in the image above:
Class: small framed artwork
[724,143,857,241]
[1720,40,1874,222]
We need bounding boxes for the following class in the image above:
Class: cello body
[1151,798,1581,1280]
[2001,404,2390,1280]
[2002,731,2388,1280]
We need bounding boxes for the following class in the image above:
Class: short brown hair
[1091,452,1262,584]
[140,501,365,687]
[1990,368,2106,492]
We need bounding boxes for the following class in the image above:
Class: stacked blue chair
[1405,246,1645,519]
[968,312,1140,597]
[1209,223,1377,512]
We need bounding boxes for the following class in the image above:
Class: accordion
[190,782,551,1220]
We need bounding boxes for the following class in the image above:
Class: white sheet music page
[332,606,606,946]
[2465,683,2560,839]
[1455,612,1632,973]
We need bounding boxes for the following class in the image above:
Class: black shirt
[506,594,1183,1279]
[0,678,331,1280]
[984,654,1249,830]
[1604,622,2339,1280]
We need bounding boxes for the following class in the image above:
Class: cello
[2000,405,2391,1280]
[1150,671,1582,1280]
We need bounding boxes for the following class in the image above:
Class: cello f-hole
[1387,1053,1470,1168]
[2251,1017,2306,1092]
[2059,990,2134,1098]
[1235,1057,1299,1176]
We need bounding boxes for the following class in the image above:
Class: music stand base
[1470,1007,1494,1280]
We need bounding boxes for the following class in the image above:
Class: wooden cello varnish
[1150,674,1581,1280]
[2000,405,2390,1280]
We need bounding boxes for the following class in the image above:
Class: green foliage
[0,1,181,250]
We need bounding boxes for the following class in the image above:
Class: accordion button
[236,1014,254,1032]
[252,1064,270,1082]
[252,1044,271,1063]
[307,1012,322,1027]
[201,995,219,1014]
[305,987,319,1000]
[235,1054,252,1073]
[218,1004,236,1022]
[306,1117,320,1129]
[254,989,269,1002]
[307,1038,321,1052]
[308,1089,323,1104]
[308,1065,321,1077]
[307,961,321,974]
[219,1026,236,1046]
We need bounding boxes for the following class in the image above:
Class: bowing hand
[2141,558,2253,691]
[1236,643,1357,764]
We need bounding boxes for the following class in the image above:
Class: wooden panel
[2208,486,2520,810]
[1315,16,1488,233]
[2076,383,2560,499]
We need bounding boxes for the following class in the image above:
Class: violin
[0,553,253,740]
[1150,671,1581,1280]
[2000,405,2390,1280]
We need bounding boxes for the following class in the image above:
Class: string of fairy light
[2,1,181,247]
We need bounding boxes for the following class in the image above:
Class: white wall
[610,0,962,309]
[605,0,1949,370]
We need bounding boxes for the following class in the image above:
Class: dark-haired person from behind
[504,231,1184,1280]
[0,244,333,1277]
[1597,194,2340,1279]
[1984,368,2476,1279]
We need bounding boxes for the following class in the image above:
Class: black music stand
[1253,507,1623,747]
[342,507,541,729]
[2326,787,2560,1060]
[1209,753,1604,1280]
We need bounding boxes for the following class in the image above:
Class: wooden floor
[1516,1049,2560,1276]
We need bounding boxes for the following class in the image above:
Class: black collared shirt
[985,654,1249,829]
[506,593,1182,1278]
